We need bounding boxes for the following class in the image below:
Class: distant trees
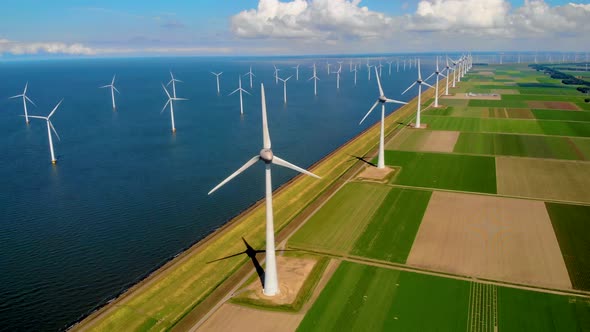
[529,64,590,92]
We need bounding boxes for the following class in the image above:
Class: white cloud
[511,1,590,35]
[411,0,510,32]
[0,39,96,55]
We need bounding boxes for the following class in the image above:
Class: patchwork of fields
[200,64,590,331]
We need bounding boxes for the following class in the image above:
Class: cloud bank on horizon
[1,0,589,57]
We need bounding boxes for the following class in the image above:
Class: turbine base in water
[51,160,57,165]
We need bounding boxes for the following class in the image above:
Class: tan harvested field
[407,191,572,290]
[197,303,303,332]
[527,101,580,110]
[496,157,590,204]
[443,93,501,100]
[356,166,394,181]
[492,89,519,94]
[386,129,459,152]
[240,256,316,305]
[479,71,494,76]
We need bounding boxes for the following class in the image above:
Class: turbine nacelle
[260,148,273,163]
[378,95,387,103]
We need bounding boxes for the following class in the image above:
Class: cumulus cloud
[511,0,590,35]
[0,39,96,55]
[231,0,396,40]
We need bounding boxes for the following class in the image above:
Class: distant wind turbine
[167,71,183,98]
[211,72,223,94]
[26,100,63,164]
[208,83,320,296]
[10,82,35,124]
[292,64,300,81]
[278,75,292,104]
[443,57,452,96]
[402,59,433,129]
[244,66,255,89]
[425,57,447,108]
[99,75,120,109]
[367,64,374,81]
[273,65,281,84]
[387,61,393,76]
[161,84,188,133]
[229,76,251,115]
[326,62,331,75]
[336,64,342,90]
[360,67,407,169]
[308,63,320,96]
[352,65,358,86]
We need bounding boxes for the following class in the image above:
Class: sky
[0,0,589,57]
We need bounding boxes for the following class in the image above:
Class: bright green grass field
[545,203,590,291]
[288,182,390,253]
[570,138,590,160]
[497,287,590,331]
[351,189,432,263]
[296,262,470,332]
[532,109,590,122]
[384,150,497,194]
[423,115,590,137]
[453,132,583,160]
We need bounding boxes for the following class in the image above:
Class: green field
[383,150,497,194]
[351,189,432,263]
[288,182,390,253]
[297,261,470,331]
[453,132,584,160]
[546,203,590,291]
[570,138,590,159]
[532,109,590,122]
[423,115,590,137]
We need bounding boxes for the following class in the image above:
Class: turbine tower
[402,59,433,129]
[278,75,292,104]
[10,82,36,124]
[352,65,358,86]
[387,61,393,76]
[308,63,320,96]
[244,66,256,89]
[161,84,188,133]
[208,83,320,296]
[27,100,62,164]
[336,64,342,90]
[443,57,452,96]
[273,65,281,84]
[360,67,407,169]
[292,64,300,81]
[211,72,223,94]
[167,71,183,98]
[99,75,120,109]
[229,76,251,115]
[425,57,447,108]
[367,64,374,81]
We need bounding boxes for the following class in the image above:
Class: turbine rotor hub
[379,96,387,103]
[260,148,273,163]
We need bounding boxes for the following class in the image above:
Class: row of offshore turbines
[9,55,471,167]
[7,53,473,297]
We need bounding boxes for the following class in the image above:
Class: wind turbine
[273,65,281,84]
[377,60,383,77]
[211,72,223,94]
[244,66,256,89]
[278,75,292,104]
[26,100,62,164]
[229,76,251,115]
[367,64,374,81]
[449,57,458,88]
[326,62,331,75]
[387,61,393,76]
[425,57,446,108]
[336,63,342,90]
[99,75,120,109]
[208,83,320,296]
[352,65,358,86]
[443,57,452,96]
[360,67,407,169]
[161,83,188,133]
[396,59,400,72]
[167,71,183,98]
[308,63,320,96]
[292,64,300,81]
[10,82,36,124]
[402,59,433,129]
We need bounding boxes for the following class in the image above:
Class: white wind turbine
[449,57,458,88]
[443,57,452,96]
[387,61,393,76]
[10,82,36,124]
[99,75,120,109]
[292,64,300,81]
[229,76,251,115]
[424,57,446,108]
[377,60,383,77]
[161,84,188,133]
[308,63,320,96]
[326,62,331,75]
[26,100,62,164]
[211,72,223,94]
[336,64,342,90]
[209,83,320,296]
[352,65,358,86]
[402,59,433,129]
[167,71,183,98]
[273,65,281,84]
[278,75,292,104]
[367,64,374,80]
[244,66,256,89]
[360,67,407,169]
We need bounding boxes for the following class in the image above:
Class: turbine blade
[176,79,183,83]
[48,99,63,118]
[49,121,60,141]
[272,156,320,179]
[440,73,447,78]
[242,89,252,95]
[9,95,22,99]
[425,73,435,81]
[25,115,47,120]
[162,83,171,99]
[173,98,188,101]
[375,67,384,96]
[229,88,240,96]
[422,82,434,89]
[99,85,110,89]
[261,83,271,149]
[113,86,120,94]
[208,155,260,195]
[111,75,116,85]
[418,59,422,80]
[25,96,36,106]
[402,82,417,95]
[161,100,170,114]
[360,100,380,125]
[385,98,408,105]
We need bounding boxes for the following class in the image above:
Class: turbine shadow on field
[207,237,294,287]
[347,154,377,167]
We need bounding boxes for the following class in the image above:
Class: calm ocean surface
[0,56,435,331]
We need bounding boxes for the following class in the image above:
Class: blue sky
[0,0,588,57]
